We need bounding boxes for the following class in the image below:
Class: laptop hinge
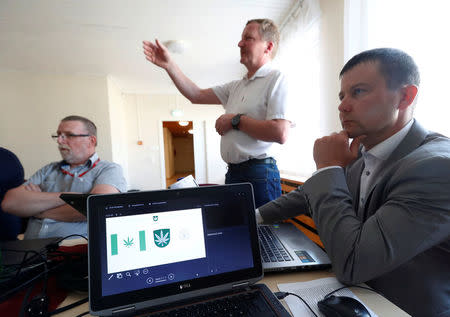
[112,305,135,316]
[232,281,250,289]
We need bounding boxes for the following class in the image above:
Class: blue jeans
[225,158,282,208]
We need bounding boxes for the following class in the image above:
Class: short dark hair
[246,18,280,58]
[61,115,97,137]
[340,48,420,90]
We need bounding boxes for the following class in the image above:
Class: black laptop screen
[88,184,262,311]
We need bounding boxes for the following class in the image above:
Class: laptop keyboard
[147,289,279,317]
[258,226,292,263]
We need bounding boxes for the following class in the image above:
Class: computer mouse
[317,295,371,317]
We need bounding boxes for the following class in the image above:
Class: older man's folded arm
[1,185,65,217]
[2,183,120,221]
[35,184,119,222]
[35,204,86,222]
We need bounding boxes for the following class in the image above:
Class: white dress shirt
[358,120,413,208]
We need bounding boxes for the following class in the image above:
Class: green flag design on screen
[154,229,170,248]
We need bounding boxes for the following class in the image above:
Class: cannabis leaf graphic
[154,229,170,248]
[123,237,134,247]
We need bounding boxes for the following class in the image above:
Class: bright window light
[350,0,450,137]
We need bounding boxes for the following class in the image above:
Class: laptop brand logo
[154,229,170,248]
[179,283,191,290]
[153,216,158,221]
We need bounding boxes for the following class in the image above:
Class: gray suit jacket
[259,120,450,317]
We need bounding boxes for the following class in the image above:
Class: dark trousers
[225,158,282,208]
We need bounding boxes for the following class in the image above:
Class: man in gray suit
[257,48,450,316]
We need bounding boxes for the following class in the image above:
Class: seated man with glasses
[2,115,127,239]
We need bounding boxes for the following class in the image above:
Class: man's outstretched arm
[143,39,220,105]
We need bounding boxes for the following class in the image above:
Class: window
[275,0,322,180]
[346,0,450,137]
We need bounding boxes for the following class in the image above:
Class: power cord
[54,234,88,244]
[323,284,387,300]
[46,234,88,253]
[49,297,88,315]
[275,291,318,317]
[0,234,89,316]
[17,250,50,317]
[0,249,53,302]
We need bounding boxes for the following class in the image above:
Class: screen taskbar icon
[109,268,151,280]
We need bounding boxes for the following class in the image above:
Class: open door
[162,121,195,188]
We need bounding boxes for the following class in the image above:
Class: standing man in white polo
[143,18,293,207]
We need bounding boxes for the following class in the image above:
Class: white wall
[107,77,129,184]
[121,94,226,190]
[0,70,113,178]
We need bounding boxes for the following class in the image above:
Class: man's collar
[60,152,98,168]
[87,153,99,166]
[362,119,414,161]
[245,62,273,80]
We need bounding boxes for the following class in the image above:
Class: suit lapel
[363,120,429,210]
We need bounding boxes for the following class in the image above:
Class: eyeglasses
[51,133,90,141]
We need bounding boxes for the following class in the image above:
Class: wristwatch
[231,113,243,130]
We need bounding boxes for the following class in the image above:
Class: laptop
[87,183,290,316]
[60,193,90,216]
[64,187,331,273]
[258,222,331,272]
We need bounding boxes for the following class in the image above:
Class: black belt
[228,157,276,167]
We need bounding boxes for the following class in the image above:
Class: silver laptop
[259,222,331,272]
[87,183,290,316]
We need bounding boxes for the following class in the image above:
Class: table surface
[55,268,409,316]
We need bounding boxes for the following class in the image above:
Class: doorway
[162,121,195,188]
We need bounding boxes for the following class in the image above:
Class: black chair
[0,147,25,241]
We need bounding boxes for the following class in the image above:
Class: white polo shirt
[212,62,292,164]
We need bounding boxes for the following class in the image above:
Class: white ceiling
[0,0,296,94]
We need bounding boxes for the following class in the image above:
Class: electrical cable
[19,284,35,317]
[0,235,87,301]
[54,234,88,244]
[0,249,46,278]
[0,261,66,302]
[17,250,49,317]
[323,284,387,300]
[0,248,53,300]
[0,234,89,315]
[275,291,318,317]
[49,297,88,315]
